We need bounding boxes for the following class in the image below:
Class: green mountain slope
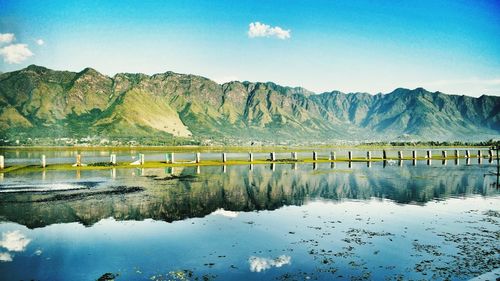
[0,65,498,143]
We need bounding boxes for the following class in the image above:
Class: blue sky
[0,0,499,96]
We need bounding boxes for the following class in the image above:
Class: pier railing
[0,148,498,171]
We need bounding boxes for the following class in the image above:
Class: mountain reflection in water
[0,162,497,229]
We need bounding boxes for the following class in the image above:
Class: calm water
[0,161,499,281]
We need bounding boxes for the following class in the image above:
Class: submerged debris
[24,186,144,203]
[89,162,116,167]
[483,210,500,218]
[153,175,197,181]
[97,272,117,281]
[266,158,302,162]
[412,241,443,256]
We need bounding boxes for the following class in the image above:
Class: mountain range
[0,65,498,143]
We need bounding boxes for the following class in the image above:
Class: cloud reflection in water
[249,255,291,272]
[0,230,31,262]
[211,208,239,218]
[0,251,12,262]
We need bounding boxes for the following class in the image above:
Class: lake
[0,159,498,280]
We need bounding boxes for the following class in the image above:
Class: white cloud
[0,230,31,252]
[0,251,12,262]
[36,39,44,46]
[0,33,15,45]
[0,44,33,64]
[248,22,291,40]
[249,255,291,272]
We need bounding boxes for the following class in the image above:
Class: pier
[0,148,498,173]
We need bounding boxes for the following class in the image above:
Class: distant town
[0,135,497,148]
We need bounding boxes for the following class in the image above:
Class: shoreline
[0,144,494,152]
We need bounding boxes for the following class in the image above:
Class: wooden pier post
[465,150,470,158]
[270,152,276,161]
[348,151,352,161]
[249,152,254,162]
[41,155,46,168]
[427,150,432,159]
[412,159,417,166]
[165,153,175,163]
[366,151,371,160]
[291,152,297,160]
[489,150,493,159]
[455,150,459,158]
[0,155,4,169]
[412,151,417,159]
[195,153,201,164]
[398,151,403,159]
[477,150,482,158]
[196,165,201,174]
[330,151,336,161]
[110,154,116,165]
[222,153,227,163]
[313,151,318,161]
[313,162,317,170]
[140,154,145,165]
[442,151,447,158]
[76,154,82,167]
[382,150,387,160]
[222,165,227,173]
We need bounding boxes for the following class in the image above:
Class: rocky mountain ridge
[0,65,498,143]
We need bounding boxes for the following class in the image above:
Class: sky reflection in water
[0,161,498,281]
